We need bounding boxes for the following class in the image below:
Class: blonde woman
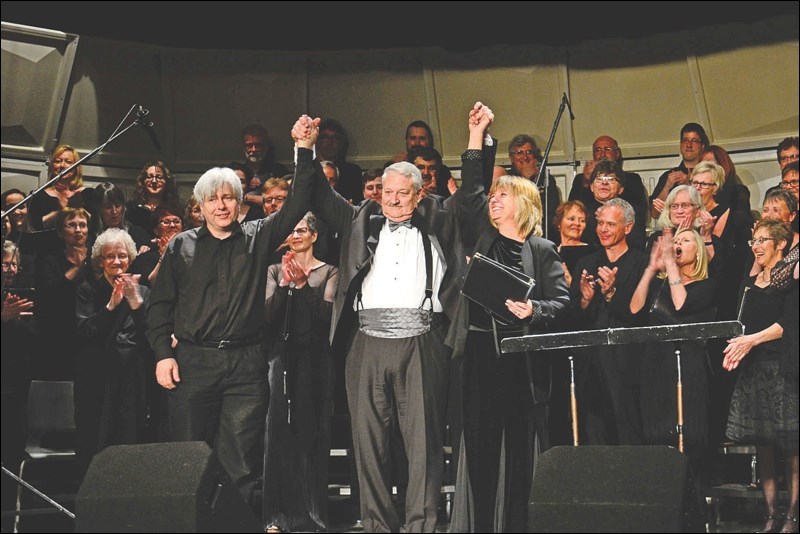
[29,144,87,230]
[630,227,716,494]
[448,103,570,532]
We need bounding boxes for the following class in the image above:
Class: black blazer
[444,151,571,403]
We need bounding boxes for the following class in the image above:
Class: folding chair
[13,380,76,532]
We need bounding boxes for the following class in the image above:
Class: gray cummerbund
[358,308,443,339]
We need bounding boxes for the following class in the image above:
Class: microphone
[562,92,575,120]
[136,106,162,150]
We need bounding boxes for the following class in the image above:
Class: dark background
[2,1,798,52]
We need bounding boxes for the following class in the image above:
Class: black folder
[461,252,536,325]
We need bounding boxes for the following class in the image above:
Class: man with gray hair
[147,159,311,507]
[292,102,493,532]
[569,197,648,446]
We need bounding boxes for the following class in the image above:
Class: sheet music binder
[460,252,536,325]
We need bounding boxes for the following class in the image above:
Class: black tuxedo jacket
[300,148,480,356]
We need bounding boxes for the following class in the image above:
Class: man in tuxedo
[292,104,493,532]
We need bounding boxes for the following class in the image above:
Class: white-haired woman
[75,228,154,480]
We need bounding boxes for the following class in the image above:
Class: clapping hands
[280,251,310,289]
[109,273,143,310]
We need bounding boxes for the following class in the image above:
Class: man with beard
[241,124,290,208]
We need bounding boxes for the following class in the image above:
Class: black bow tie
[388,220,413,232]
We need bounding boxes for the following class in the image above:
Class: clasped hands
[292,115,321,148]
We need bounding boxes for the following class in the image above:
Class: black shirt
[649,161,690,202]
[570,245,648,329]
[146,173,311,360]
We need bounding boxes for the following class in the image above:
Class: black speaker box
[75,441,261,532]
[529,445,700,533]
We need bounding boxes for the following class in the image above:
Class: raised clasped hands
[292,114,321,148]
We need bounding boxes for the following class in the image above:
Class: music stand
[501,321,744,452]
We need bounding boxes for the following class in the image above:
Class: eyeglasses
[159,218,182,227]
[291,227,310,236]
[748,237,775,247]
[2,261,18,270]
[669,203,697,211]
[780,179,799,188]
[510,149,534,157]
[778,154,799,163]
[103,253,129,262]
[592,146,617,154]
[691,180,716,189]
[592,175,619,184]
[64,222,88,230]
[263,196,287,204]
[681,138,704,146]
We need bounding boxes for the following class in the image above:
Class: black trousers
[461,330,545,533]
[168,342,268,505]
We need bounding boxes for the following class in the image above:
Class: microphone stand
[1,104,148,221]
[535,93,573,241]
[2,464,75,520]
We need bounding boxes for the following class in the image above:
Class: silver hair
[301,211,319,233]
[3,239,18,258]
[598,197,635,225]
[193,167,243,204]
[383,161,423,192]
[655,184,706,231]
[91,228,137,276]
